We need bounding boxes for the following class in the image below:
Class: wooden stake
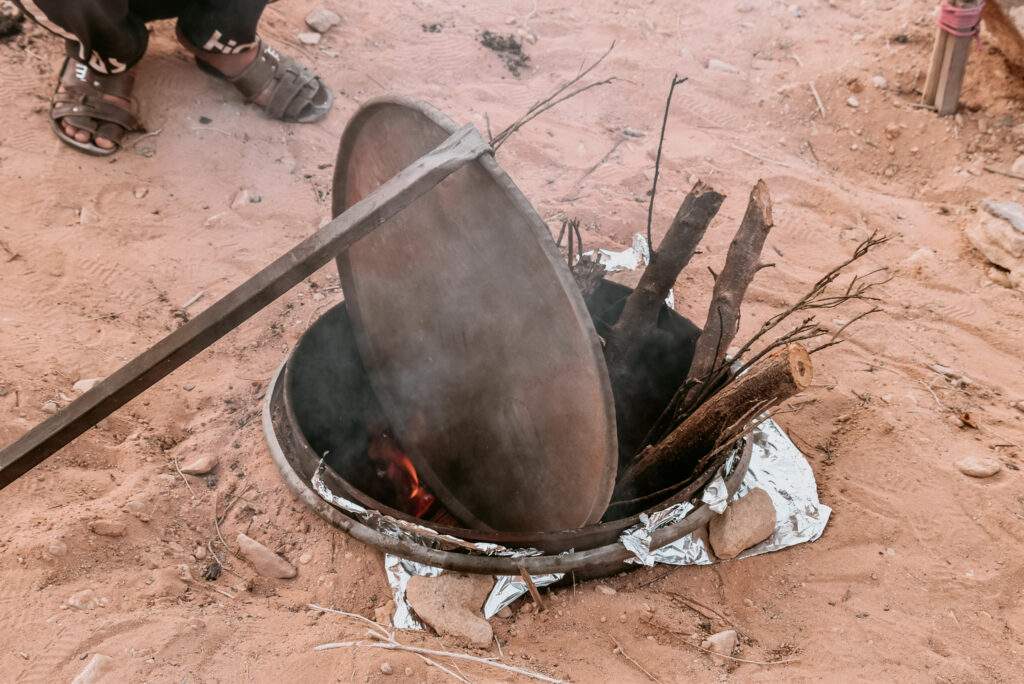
[921,0,983,116]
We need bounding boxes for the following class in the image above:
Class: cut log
[603,181,724,460]
[614,343,812,499]
[684,180,774,392]
[606,180,725,367]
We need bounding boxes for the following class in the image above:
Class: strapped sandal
[50,57,142,157]
[195,39,334,124]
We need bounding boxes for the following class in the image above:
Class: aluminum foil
[585,233,675,309]
[311,463,562,629]
[618,418,831,566]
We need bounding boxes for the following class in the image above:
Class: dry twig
[607,634,660,682]
[645,74,689,254]
[491,42,617,149]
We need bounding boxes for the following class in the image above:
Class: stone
[88,519,126,537]
[297,31,322,45]
[194,545,208,560]
[47,540,68,557]
[133,187,148,199]
[405,573,493,648]
[595,584,617,596]
[708,488,776,559]
[379,662,394,675]
[957,456,1002,478]
[966,203,1024,275]
[374,600,395,626]
[988,266,1013,288]
[305,7,341,33]
[71,654,113,684]
[67,589,100,610]
[884,123,901,140]
[846,96,860,108]
[179,454,218,475]
[73,378,102,393]
[41,400,59,414]
[700,629,738,658]
[622,127,644,138]
[299,551,313,564]
[871,74,888,90]
[79,204,99,226]
[230,188,261,209]
[236,533,296,579]
[706,58,739,74]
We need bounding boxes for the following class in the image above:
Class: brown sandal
[196,39,333,123]
[50,57,142,156]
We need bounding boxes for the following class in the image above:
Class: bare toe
[74,129,92,143]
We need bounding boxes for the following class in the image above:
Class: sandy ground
[2,0,1024,681]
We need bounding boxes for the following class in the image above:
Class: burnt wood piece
[603,181,725,461]
[679,180,773,413]
[615,343,812,499]
[0,125,491,491]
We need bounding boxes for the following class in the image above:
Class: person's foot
[59,88,133,151]
[50,58,141,156]
[180,29,333,124]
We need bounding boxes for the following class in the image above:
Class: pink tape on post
[937,1,985,38]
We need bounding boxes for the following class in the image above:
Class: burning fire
[368,431,436,517]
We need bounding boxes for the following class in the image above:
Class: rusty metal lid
[330,97,616,533]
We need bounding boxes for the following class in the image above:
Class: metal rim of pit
[262,358,753,576]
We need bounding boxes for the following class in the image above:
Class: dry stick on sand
[490,42,616,150]
[645,74,689,254]
[607,634,660,682]
[616,344,812,498]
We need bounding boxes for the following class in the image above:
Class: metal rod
[0,125,491,491]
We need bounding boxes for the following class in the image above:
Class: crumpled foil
[618,418,831,566]
[310,464,562,628]
[585,233,675,309]
[310,403,828,629]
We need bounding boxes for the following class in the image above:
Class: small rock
[183,383,195,391]
[133,187,148,199]
[299,551,313,565]
[623,127,644,138]
[194,545,208,560]
[700,629,738,658]
[67,589,100,610]
[47,540,68,557]
[88,519,126,538]
[71,654,113,684]
[496,606,513,618]
[179,454,218,475]
[404,668,413,677]
[946,414,965,428]
[709,488,776,559]
[297,31,322,45]
[884,123,901,140]
[72,378,102,393]
[42,400,59,414]
[406,573,493,648]
[305,7,341,33]
[595,584,617,596]
[379,662,394,675]
[1013,155,1024,176]
[230,188,261,209]
[374,600,395,627]
[706,58,739,74]
[236,533,296,579]
[846,96,860,108]
[79,205,99,226]
[957,456,1002,478]
[987,266,1012,288]
[871,74,888,90]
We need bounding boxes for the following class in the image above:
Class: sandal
[50,57,142,156]
[195,39,333,124]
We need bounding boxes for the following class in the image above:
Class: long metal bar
[0,124,490,491]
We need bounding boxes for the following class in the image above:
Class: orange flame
[368,432,436,518]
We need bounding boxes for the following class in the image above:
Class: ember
[368,431,436,517]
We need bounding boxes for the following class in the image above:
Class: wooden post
[922,0,984,116]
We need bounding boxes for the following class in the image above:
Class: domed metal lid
[331,98,616,532]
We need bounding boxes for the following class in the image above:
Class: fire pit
[264,278,753,577]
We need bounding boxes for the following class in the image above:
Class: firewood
[614,343,812,499]
[680,180,774,409]
[603,181,724,460]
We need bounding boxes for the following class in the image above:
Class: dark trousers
[16,0,268,74]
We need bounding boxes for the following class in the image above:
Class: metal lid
[331,98,617,532]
